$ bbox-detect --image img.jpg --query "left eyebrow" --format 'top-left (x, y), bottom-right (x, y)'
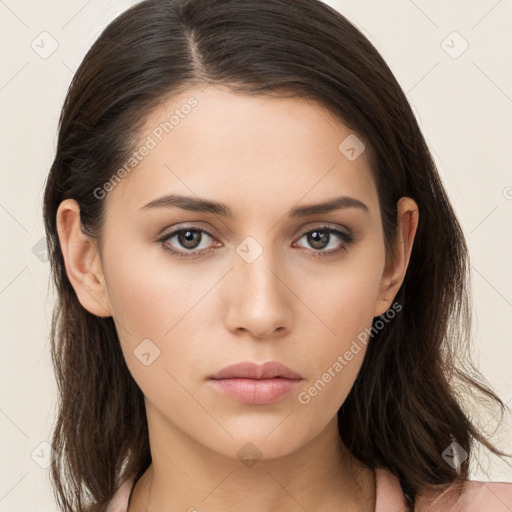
top-left (289, 195), bottom-right (370, 217)
top-left (139, 194), bottom-right (370, 217)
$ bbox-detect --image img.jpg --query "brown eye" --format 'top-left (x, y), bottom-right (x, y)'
top-left (294, 226), bottom-right (355, 258)
top-left (306, 229), bottom-right (330, 250)
top-left (159, 228), bottom-right (217, 258)
top-left (176, 230), bottom-right (203, 249)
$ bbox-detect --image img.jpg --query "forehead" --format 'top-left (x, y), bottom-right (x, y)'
top-left (105, 84), bottom-right (378, 218)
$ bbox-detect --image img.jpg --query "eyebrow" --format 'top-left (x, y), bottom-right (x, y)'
top-left (140, 194), bottom-right (370, 217)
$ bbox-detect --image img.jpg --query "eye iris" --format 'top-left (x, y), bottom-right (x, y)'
top-left (178, 230), bottom-right (201, 249)
top-left (308, 230), bottom-right (329, 249)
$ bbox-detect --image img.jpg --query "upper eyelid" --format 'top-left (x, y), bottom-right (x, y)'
top-left (160, 224), bottom-right (352, 247)
top-left (161, 223), bottom-right (350, 238)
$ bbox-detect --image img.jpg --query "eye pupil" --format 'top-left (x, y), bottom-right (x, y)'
top-left (178, 230), bottom-right (201, 249)
top-left (308, 230), bottom-right (329, 249)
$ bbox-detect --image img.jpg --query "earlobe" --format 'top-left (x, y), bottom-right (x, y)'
top-left (56, 199), bottom-right (112, 318)
top-left (374, 197), bottom-right (419, 318)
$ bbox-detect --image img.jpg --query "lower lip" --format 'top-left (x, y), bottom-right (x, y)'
top-left (208, 377), bottom-right (302, 405)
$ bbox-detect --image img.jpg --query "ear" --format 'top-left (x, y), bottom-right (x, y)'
top-left (56, 199), bottom-right (112, 317)
top-left (374, 197), bottom-right (419, 317)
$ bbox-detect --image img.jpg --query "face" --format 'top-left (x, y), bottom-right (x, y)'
top-left (60, 84), bottom-right (416, 461)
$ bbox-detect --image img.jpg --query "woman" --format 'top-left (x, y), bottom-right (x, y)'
top-left (42, 0), bottom-right (511, 511)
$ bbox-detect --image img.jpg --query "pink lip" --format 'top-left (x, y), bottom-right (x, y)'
top-left (209, 361), bottom-right (303, 380)
top-left (209, 378), bottom-right (302, 405)
top-left (208, 361), bottom-right (303, 405)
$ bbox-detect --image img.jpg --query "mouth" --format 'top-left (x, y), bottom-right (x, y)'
top-left (208, 361), bottom-right (304, 405)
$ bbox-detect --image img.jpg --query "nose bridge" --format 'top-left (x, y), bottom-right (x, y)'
top-left (225, 233), bottom-right (292, 337)
top-left (237, 233), bottom-right (286, 304)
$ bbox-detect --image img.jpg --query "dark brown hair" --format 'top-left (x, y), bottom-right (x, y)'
top-left (42, 0), bottom-right (511, 510)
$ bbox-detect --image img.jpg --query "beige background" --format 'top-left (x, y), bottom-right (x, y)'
top-left (0, 0), bottom-right (511, 510)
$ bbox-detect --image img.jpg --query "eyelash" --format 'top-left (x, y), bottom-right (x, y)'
top-left (158, 225), bottom-right (355, 260)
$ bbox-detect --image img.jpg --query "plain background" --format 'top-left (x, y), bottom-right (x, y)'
top-left (1, 0), bottom-right (511, 510)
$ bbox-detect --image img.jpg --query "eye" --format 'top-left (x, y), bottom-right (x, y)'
top-left (158, 227), bottom-right (217, 259)
top-left (158, 225), bottom-right (355, 259)
top-left (293, 226), bottom-right (355, 258)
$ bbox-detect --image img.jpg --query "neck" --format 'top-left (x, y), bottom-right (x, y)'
top-left (128, 413), bottom-right (375, 512)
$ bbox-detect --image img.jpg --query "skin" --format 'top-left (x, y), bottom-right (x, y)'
top-left (56, 84), bottom-right (419, 512)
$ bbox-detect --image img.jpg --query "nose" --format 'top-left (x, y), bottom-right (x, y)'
top-left (223, 250), bottom-right (293, 340)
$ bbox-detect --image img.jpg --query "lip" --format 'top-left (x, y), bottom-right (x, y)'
top-left (209, 361), bottom-right (303, 380)
top-left (208, 361), bottom-right (304, 405)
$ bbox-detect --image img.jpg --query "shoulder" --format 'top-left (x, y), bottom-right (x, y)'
top-left (375, 467), bottom-right (409, 511)
top-left (105, 477), bottom-right (135, 512)
top-left (375, 468), bottom-right (512, 512)
top-left (375, 466), bottom-right (512, 512)
top-left (415, 478), bottom-right (512, 512)
top-left (107, 470), bottom-right (512, 512)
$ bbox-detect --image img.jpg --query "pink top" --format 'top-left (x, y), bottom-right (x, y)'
top-left (106, 467), bottom-right (512, 512)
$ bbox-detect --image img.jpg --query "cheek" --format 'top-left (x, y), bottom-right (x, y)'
top-left (305, 246), bottom-right (384, 348)
top-left (294, 282), bottom-right (376, 421)
top-left (105, 241), bottom-right (206, 336)
top-left (103, 245), bottom-right (218, 382)
top-left (294, 244), bottom-right (384, 407)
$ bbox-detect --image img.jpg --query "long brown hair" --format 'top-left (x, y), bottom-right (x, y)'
top-left (42, 0), bottom-right (510, 510)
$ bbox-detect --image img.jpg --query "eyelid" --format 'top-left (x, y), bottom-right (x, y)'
top-left (294, 225), bottom-right (355, 252)
top-left (296, 222), bottom-right (351, 238)
top-left (156, 221), bottom-right (218, 238)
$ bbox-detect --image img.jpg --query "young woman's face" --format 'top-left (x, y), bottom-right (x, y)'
top-left (85, 85), bottom-right (415, 459)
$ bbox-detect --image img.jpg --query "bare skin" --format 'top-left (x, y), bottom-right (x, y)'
top-left (56, 84), bottom-right (418, 511)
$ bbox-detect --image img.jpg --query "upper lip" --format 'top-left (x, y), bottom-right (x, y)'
top-left (209, 361), bottom-right (303, 380)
